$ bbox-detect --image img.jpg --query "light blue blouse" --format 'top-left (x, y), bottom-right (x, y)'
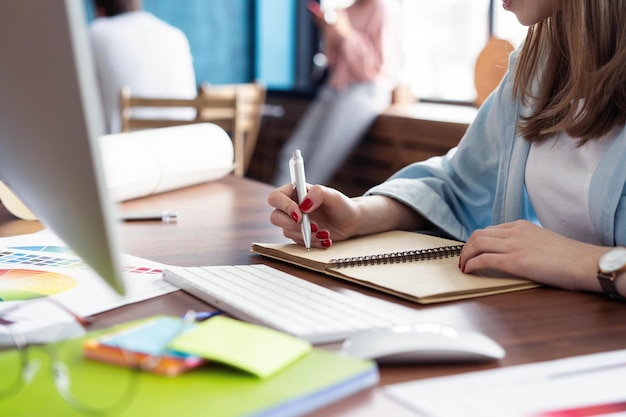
top-left (366, 51), bottom-right (626, 246)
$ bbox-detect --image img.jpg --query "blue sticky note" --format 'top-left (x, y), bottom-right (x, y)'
top-left (102, 316), bottom-right (195, 357)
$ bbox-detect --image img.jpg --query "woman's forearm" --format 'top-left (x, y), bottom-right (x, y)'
top-left (351, 195), bottom-right (429, 237)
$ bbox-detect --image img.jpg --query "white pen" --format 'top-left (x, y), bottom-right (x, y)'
top-left (119, 210), bottom-right (178, 222)
top-left (289, 149), bottom-right (312, 250)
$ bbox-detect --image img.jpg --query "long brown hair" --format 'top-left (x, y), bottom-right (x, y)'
top-left (513, 0), bottom-right (626, 145)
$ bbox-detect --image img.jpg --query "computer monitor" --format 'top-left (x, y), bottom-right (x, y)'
top-left (0, 0), bottom-right (126, 294)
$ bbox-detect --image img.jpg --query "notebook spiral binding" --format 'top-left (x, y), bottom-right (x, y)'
top-left (329, 244), bottom-right (465, 268)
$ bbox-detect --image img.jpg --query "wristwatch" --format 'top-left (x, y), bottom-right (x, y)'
top-left (597, 247), bottom-right (626, 300)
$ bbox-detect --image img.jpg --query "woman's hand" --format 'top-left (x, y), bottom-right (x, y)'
top-left (267, 183), bottom-right (428, 249)
top-left (328, 9), bottom-right (353, 39)
top-left (460, 220), bottom-right (607, 291)
top-left (267, 183), bottom-right (359, 248)
top-left (320, 9), bottom-right (353, 57)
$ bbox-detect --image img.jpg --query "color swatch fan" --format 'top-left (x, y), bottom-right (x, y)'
top-left (0, 269), bottom-right (77, 301)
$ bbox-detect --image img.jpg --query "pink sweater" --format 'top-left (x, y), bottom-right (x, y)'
top-left (326, 0), bottom-right (401, 90)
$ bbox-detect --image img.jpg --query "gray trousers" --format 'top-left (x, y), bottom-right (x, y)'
top-left (272, 82), bottom-right (392, 186)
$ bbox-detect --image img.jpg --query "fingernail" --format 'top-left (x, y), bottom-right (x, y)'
top-left (299, 198), bottom-right (313, 211)
top-left (316, 230), bottom-right (329, 239)
top-left (291, 211), bottom-right (299, 222)
top-left (311, 223), bottom-right (318, 233)
top-left (321, 239), bottom-right (331, 248)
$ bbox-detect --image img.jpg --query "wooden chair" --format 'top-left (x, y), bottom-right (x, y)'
top-left (473, 36), bottom-right (515, 107)
top-left (199, 82), bottom-right (266, 176)
top-left (119, 86), bottom-right (248, 176)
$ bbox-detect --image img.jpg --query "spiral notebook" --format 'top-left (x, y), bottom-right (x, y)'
top-left (252, 231), bottom-right (539, 304)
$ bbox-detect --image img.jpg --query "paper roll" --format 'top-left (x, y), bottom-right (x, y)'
top-left (0, 123), bottom-right (235, 220)
top-left (0, 180), bottom-right (38, 220)
top-left (98, 123), bottom-right (235, 202)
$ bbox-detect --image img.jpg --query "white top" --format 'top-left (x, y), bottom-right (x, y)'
top-left (89, 11), bottom-right (197, 133)
top-left (525, 129), bottom-right (618, 245)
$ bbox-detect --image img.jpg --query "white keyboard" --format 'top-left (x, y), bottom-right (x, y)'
top-left (162, 264), bottom-right (412, 344)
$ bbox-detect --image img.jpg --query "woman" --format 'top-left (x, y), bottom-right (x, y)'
top-left (267, 0), bottom-right (626, 299)
top-left (271, 0), bottom-right (402, 186)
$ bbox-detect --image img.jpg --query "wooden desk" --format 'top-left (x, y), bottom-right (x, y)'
top-left (2, 175), bottom-right (626, 416)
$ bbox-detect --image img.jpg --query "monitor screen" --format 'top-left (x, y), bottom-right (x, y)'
top-left (0, 0), bottom-right (126, 294)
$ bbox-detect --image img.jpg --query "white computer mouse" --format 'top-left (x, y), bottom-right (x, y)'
top-left (340, 323), bottom-right (505, 364)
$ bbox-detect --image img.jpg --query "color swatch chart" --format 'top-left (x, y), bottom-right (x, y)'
top-left (0, 246), bottom-right (163, 302)
top-left (0, 247), bottom-right (86, 269)
top-left (1, 246), bottom-right (163, 274)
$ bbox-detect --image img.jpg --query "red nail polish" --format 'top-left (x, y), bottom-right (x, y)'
top-left (291, 211), bottom-right (299, 222)
top-left (321, 239), bottom-right (331, 248)
top-left (311, 223), bottom-right (318, 233)
top-left (299, 198), bottom-right (313, 211)
top-left (316, 230), bottom-right (329, 239)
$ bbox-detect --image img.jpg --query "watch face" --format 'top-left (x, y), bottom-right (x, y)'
top-left (599, 247), bottom-right (626, 272)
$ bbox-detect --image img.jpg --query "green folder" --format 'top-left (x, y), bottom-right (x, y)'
top-left (0, 319), bottom-right (378, 417)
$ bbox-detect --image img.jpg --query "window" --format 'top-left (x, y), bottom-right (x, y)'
top-left (400, 0), bottom-right (526, 103)
top-left (304, 0), bottom-right (527, 101)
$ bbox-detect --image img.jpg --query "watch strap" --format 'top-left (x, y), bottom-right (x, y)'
top-left (597, 271), bottom-right (626, 300)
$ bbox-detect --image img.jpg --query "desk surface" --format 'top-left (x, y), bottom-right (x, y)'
top-left (2, 175), bottom-right (626, 417)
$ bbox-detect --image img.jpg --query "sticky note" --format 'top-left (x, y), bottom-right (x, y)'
top-left (102, 316), bottom-right (195, 357)
top-left (168, 316), bottom-right (312, 378)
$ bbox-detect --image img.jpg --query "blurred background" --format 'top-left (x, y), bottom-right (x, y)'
top-left (84, 0), bottom-right (526, 103)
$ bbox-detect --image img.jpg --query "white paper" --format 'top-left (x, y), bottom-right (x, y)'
top-left (0, 230), bottom-right (178, 346)
top-left (0, 301), bottom-right (86, 346)
top-left (385, 349), bottom-right (626, 417)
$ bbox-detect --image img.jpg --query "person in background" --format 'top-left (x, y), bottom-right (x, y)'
top-left (272, 0), bottom-right (402, 186)
top-left (89, 0), bottom-right (197, 134)
top-left (268, 0), bottom-right (626, 299)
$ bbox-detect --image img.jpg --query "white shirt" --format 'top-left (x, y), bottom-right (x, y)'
top-left (525, 129), bottom-right (618, 245)
top-left (89, 11), bottom-right (197, 133)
